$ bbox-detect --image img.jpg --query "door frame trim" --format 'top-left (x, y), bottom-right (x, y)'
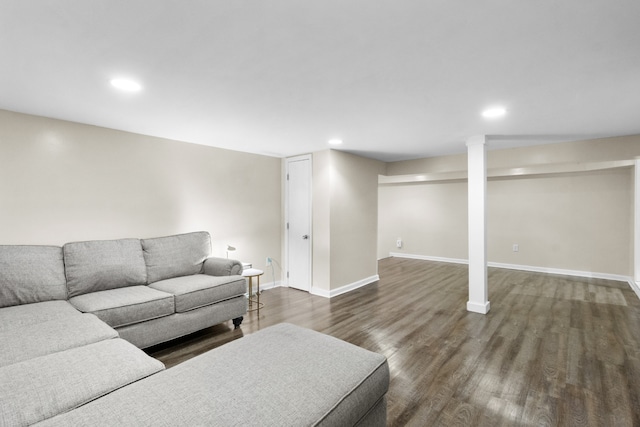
top-left (285, 154), bottom-right (313, 291)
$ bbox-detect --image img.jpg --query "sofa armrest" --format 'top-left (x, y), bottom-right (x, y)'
top-left (203, 257), bottom-right (243, 276)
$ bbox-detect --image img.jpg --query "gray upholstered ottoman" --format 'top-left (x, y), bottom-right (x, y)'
top-left (36, 323), bottom-right (389, 426)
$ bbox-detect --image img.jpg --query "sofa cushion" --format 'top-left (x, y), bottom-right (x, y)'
top-left (0, 301), bottom-right (80, 331)
top-left (0, 338), bottom-right (164, 426)
top-left (0, 313), bottom-right (118, 368)
top-left (149, 274), bottom-right (246, 313)
top-left (33, 323), bottom-right (389, 427)
top-left (0, 245), bottom-right (67, 308)
top-left (69, 286), bottom-right (174, 328)
top-left (63, 238), bottom-right (147, 298)
top-left (141, 231), bottom-right (211, 283)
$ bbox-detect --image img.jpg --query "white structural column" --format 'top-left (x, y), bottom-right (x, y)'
top-left (635, 159), bottom-right (640, 284)
top-left (466, 135), bottom-right (490, 314)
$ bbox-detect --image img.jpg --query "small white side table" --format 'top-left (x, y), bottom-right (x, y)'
top-left (242, 268), bottom-right (264, 311)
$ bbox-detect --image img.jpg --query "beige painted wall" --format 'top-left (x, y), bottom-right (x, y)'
top-left (487, 169), bottom-right (633, 275)
top-left (312, 150), bottom-right (331, 292)
top-left (312, 150), bottom-right (385, 292)
top-left (0, 109), bottom-right (282, 277)
top-left (5, 108), bottom-right (635, 290)
top-left (380, 136), bottom-right (640, 277)
top-left (386, 135), bottom-right (640, 175)
top-left (488, 135), bottom-right (640, 168)
top-left (386, 152), bottom-right (466, 175)
top-left (329, 150), bottom-right (385, 289)
top-left (378, 180), bottom-right (468, 261)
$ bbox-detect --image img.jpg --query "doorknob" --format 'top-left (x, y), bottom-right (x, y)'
top-left (302, 235), bottom-right (309, 240)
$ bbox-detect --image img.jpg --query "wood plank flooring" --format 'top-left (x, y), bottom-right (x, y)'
top-left (146, 258), bottom-right (640, 426)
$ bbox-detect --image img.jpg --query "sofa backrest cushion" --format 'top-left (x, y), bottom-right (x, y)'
top-left (141, 231), bottom-right (211, 284)
top-left (0, 246), bottom-right (67, 308)
top-left (64, 239), bottom-right (147, 298)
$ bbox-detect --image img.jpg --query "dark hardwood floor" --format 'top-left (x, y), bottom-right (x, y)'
top-left (146, 258), bottom-right (640, 426)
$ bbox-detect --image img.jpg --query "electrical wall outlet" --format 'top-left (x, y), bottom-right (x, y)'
top-left (266, 256), bottom-right (272, 266)
top-left (396, 238), bottom-right (403, 249)
top-left (512, 244), bottom-right (519, 252)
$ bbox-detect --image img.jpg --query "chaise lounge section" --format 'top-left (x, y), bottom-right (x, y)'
top-left (34, 323), bottom-right (390, 426)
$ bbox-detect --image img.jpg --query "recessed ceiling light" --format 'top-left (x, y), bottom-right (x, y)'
top-left (481, 107), bottom-right (506, 119)
top-left (110, 78), bottom-right (142, 92)
top-left (328, 139), bottom-right (343, 146)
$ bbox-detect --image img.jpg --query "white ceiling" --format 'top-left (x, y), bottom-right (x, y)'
top-left (1, 1), bottom-right (639, 162)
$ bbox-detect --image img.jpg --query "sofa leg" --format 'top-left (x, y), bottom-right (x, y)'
top-left (232, 316), bottom-right (243, 329)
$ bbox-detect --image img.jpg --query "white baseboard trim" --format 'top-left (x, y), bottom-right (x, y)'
top-left (388, 252), bottom-right (468, 265)
top-left (467, 300), bottom-right (490, 314)
top-left (310, 275), bottom-right (380, 299)
top-left (487, 261), bottom-right (632, 283)
top-left (309, 287), bottom-right (331, 298)
top-left (629, 280), bottom-right (640, 300)
top-left (248, 280), bottom-right (281, 295)
top-left (390, 253), bottom-right (637, 297)
top-left (260, 280), bottom-right (282, 291)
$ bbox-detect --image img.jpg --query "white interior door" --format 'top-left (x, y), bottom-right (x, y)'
top-left (286, 155), bottom-right (312, 291)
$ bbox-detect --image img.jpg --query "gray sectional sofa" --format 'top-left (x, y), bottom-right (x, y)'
top-left (0, 231), bottom-right (389, 426)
